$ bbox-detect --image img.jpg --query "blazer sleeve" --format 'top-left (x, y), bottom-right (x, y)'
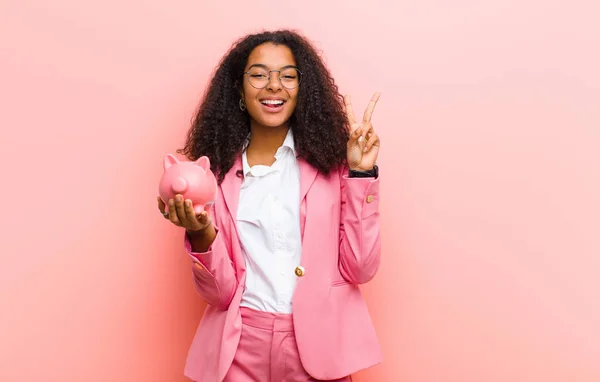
top-left (338, 166), bottom-right (382, 284)
top-left (183, 202), bottom-right (238, 310)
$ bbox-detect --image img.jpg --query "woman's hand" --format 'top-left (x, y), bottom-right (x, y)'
top-left (344, 92), bottom-right (381, 171)
top-left (157, 195), bottom-right (212, 234)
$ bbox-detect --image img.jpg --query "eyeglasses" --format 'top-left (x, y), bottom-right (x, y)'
top-left (243, 65), bottom-right (303, 90)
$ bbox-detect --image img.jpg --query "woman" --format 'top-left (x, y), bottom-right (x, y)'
top-left (158, 29), bottom-right (382, 382)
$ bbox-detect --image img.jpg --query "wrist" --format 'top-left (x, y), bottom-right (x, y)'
top-left (186, 224), bottom-right (212, 238)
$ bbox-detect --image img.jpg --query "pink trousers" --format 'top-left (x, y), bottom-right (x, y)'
top-left (222, 307), bottom-right (352, 382)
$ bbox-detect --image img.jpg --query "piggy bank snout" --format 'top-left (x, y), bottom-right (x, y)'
top-left (171, 177), bottom-right (188, 194)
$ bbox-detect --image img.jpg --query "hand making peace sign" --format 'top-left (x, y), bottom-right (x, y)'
top-left (344, 92), bottom-right (381, 172)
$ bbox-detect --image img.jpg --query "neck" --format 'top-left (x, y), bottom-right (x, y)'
top-left (247, 121), bottom-right (289, 157)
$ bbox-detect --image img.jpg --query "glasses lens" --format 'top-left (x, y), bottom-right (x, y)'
top-left (246, 68), bottom-right (302, 89)
top-left (279, 68), bottom-right (301, 89)
top-left (247, 68), bottom-right (269, 88)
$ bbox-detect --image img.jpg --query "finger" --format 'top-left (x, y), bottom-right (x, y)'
top-left (363, 132), bottom-right (379, 152)
top-left (157, 197), bottom-right (168, 218)
top-left (349, 123), bottom-right (362, 140)
top-left (174, 195), bottom-right (187, 225)
top-left (357, 124), bottom-right (371, 144)
top-left (167, 199), bottom-right (180, 224)
top-left (197, 211), bottom-right (211, 226)
top-left (184, 199), bottom-right (201, 228)
top-left (344, 95), bottom-right (357, 125)
top-left (360, 123), bottom-right (374, 141)
top-left (363, 92), bottom-right (381, 123)
top-left (347, 124), bottom-right (366, 152)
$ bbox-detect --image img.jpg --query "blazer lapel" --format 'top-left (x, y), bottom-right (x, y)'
top-left (298, 157), bottom-right (318, 239)
top-left (218, 155), bottom-right (245, 278)
top-left (220, 155), bottom-right (243, 225)
top-left (298, 157), bottom-right (318, 202)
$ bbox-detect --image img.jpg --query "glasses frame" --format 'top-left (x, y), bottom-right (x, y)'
top-left (243, 64), bottom-right (303, 90)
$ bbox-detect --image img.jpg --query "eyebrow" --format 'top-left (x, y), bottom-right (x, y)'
top-left (246, 64), bottom-right (299, 71)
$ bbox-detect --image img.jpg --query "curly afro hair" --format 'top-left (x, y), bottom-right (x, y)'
top-left (177, 29), bottom-right (349, 184)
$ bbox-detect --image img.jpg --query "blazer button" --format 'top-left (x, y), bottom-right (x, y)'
top-left (294, 266), bottom-right (305, 277)
top-left (366, 195), bottom-right (374, 203)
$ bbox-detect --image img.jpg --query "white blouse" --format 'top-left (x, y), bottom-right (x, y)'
top-left (236, 128), bottom-right (302, 313)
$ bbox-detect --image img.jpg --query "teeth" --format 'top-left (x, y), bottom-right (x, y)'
top-left (261, 100), bottom-right (284, 105)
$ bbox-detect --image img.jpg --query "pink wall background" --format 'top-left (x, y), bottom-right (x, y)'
top-left (1, 0), bottom-right (599, 381)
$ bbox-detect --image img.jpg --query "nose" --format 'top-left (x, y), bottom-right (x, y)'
top-left (266, 71), bottom-right (282, 91)
top-left (172, 177), bottom-right (188, 194)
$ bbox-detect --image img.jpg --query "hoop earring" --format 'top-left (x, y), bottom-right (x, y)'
top-left (239, 98), bottom-right (246, 112)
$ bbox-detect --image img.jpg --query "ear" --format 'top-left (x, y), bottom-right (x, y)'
top-left (163, 153), bottom-right (178, 170)
top-left (195, 156), bottom-right (210, 171)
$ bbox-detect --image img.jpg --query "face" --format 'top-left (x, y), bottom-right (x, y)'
top-left (241, 43), bottom-right (300, 129)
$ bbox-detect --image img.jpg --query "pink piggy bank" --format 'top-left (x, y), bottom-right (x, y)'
top-left (158, 154), bottom-right (218, 216)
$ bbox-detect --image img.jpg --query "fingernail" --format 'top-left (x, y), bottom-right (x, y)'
top-left (364, 146), bottom-right (369, 152)
top-left (186, 200), bottom-right (191, 207)
top-left (358, 136), bottom-right (363, 142)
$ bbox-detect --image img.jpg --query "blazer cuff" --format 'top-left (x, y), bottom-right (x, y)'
top-left (342, 176), bottom-right (380, 219)
top-left (184, 226), bottom-right (222, 269)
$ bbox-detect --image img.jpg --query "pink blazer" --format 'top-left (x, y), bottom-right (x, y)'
top-left (182, 155), bottom-right (382, 382)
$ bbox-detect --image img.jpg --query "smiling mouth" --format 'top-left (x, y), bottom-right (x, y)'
top-left (260, 99), bottom-right (286, 107)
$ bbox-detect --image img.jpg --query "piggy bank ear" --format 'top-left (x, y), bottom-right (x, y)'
top-left (163, 154), bottom-right (179, 170)
top-left (195, 156), bottom-right (210, 171)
